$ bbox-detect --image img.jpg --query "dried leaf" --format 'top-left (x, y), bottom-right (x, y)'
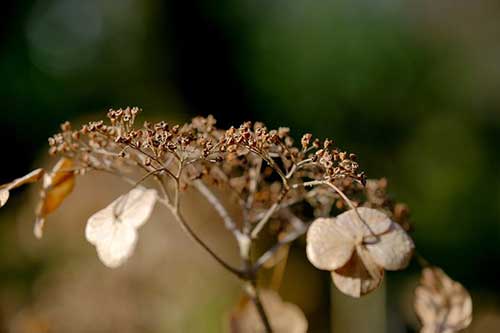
top-left (0, 169), bottom-right (44, 208)
top-left (85, 187), bottom-right (157, 268)
top-left (34, 159), bottom-right (75, 238)
top-left (230, 290), bottom-right (308, 333)
top-left (414, 267), bottom-right (472, 333)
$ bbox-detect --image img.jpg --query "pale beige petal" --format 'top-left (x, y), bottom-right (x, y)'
top-left (85, 187), bottom-right (157, 267)
top-left (85, 203), bottom-right (115, 245)
top-left (0, 168), bottom-right (44, 208)
top-left (230, 290), bottom-right (308, 333)
top-left (331, 247), bottom-right (384, 298)
top-left (365, 222), bottom-right (414, 270)
top-left (0, 189), bottom-right (10, 208)
top-left (119, 187), bottom-right (157, 228)
top-left (414, 267), bottom-right (472, 333)
top-left (94, 222), bottom-right (138, 268)
top-left (336, 207), bottom-right (392, 238)
top-left (306, 217), bottom-right (355, 271)
top-left (7, 168), bottom-right (44, 190)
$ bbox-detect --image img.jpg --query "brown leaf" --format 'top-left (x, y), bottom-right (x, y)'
top-left (414, 267), bottom-right (472, 333)
top-left (230, 290), bottom-right (308, 333)
top-left (0, 169), bottom-right (44, 208)
top-left (34, 158), bottom-right (76, 238)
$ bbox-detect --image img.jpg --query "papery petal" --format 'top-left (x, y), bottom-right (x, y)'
top-left (0, 189), bottom-right (10, 208)
top-left (414, 267), bottom-right (472, 333)
top-left (0, 168), bottom-right (44, 208)
top-left (33, 218), bottom-right (45, 239)
top-left (331, 247), bottom-right (384, 298)
top-left (85, 186), bottom-right (157, 268)
top-left (365, 222), bottom-right (414, 270)
top-left (119, 188), bottom-right (157, 228)
top-left (85, 204), bottom-right (115, 245)
top-left (95, 222), bottom-right (138, 268)
top-left (230, 290), bottom-right (308, 333)
top-left (8, 168), bottom-right (44, 190)
top-left (306, 217), bottom-right (355, 270)
top-left (336, 207), bottom-right (392, 238)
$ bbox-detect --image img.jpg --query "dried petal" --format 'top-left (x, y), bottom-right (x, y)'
top-left (34, 159), bottom-right (75, 238)
top-left (0, 190), bottom-right (9, 207)
top-left (230, 290), bottom-right (308, 333)
top-left (365, 222), bottom-right (414, 270)
top-left (306, 217), bottom-right (355, 271)
top-left (94, 222), bottom-right (137, 268)
top-left (331, 247), bottom-right (384, 298)
top-left (336, 207), bottom-right (392, 238)
top-left (85, 187), bottom-right (157, 268)
top-left (0, 169), bottom-right (44, 208)
top-left (414, 267), bottom-right (472, 333)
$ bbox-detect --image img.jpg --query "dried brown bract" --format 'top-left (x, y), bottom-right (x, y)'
top-left (415, 267), bottom-right (472, 333)
top-left (34, 158), bottom-right (76, 238)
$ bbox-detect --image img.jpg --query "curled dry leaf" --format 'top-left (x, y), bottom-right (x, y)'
top-left (306, 207), bottom-right (414, 297)
top-left (415, 267), bottom-right (472, 333)
top-left (85, 187), bottom-right (157, 268)
top-left (34, 158), bottom-right (75, 238)
top-left (0, 169), bottom-right (44, 208)
top-left (229, 290), bottom-right (308, 333)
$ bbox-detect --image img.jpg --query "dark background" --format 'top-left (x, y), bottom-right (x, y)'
top-left (0, 0), bottom-right (499, 332)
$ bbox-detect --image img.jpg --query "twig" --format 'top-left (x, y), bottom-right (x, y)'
top-left (245, 282), bottom-right (273, 333)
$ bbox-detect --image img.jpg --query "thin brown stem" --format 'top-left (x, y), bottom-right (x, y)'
top-left (246, 282), bottom-right (273, 333)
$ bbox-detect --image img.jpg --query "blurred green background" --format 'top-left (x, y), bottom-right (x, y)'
top-left (1, 0), bottom-right (499, 332)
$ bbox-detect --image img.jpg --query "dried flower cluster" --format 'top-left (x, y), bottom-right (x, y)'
top-left (0, 108), bottom-right (472, 333)
top-left (306, 207), bottom-right (414, 297)
top-left (415, 267), bottom-right (472, 333)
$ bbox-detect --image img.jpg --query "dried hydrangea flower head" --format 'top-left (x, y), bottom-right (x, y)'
top-left (0, 108), bottom-right (473, 332)
top-left (414, 267), bottom-right (472, 333)
top-left (306, 207), bottom-right (414, 297)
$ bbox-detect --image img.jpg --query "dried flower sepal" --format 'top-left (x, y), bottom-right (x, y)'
top-left (85, 186), bottom-right (157, 268)
top-left (415, 267), bottom-right (472, 333)
top-left (0, 168), bottom-right (44, 208)
top-left (306, 207), bottom-right (414, 297)
top-left (229, 290), bottom-right (308, 333)
top-left (34, 158), bottom-right (76, 238)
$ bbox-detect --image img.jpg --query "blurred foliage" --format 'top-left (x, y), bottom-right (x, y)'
top-left (0, 0), bottom-right (499, 332)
